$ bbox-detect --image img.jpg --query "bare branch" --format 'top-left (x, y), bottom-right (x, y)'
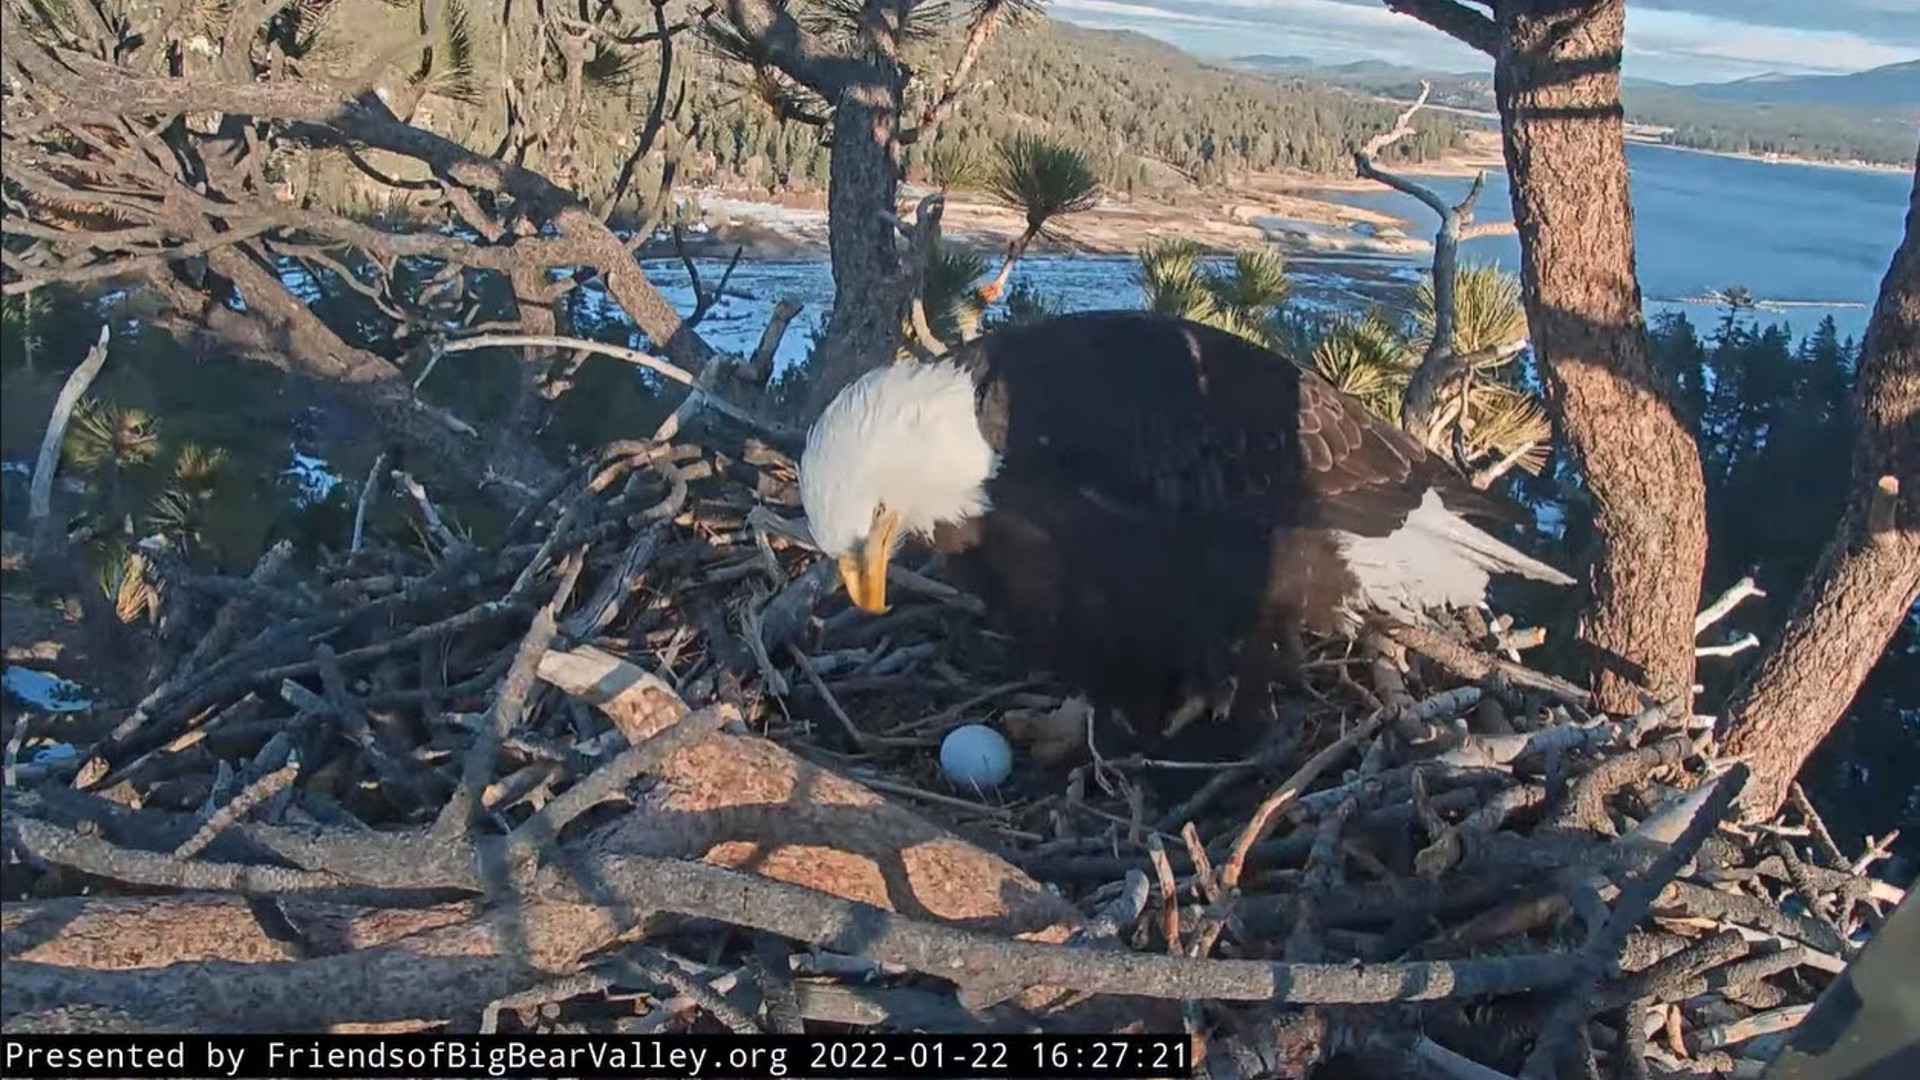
top-left (1383, 0), bottom-right (1499, 57)
top-left (439, 333), bottom-right (794, 441)
top-left (1695, 633), bottom-right (1759, 660)
top-left (1353, 86), bottom-right (1522, 455)
top-left (1694, 576), bottom-right (1766, 636)
top-left (743, 299), bottom-right (804, 388)
top-left (28, 324), bottom-right (111, 557)
top-left (1471, 439), bottom-right (1539, 490)
top-left (902, 1), bottom-right (1016, 146)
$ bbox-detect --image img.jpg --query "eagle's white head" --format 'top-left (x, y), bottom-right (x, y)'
top-left (799, 360), bottom-right (998, 613)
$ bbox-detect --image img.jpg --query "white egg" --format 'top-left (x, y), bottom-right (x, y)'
top-left (940, 723), bottom-right (1013, 788)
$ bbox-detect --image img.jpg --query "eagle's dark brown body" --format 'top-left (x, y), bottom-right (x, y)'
top-left (915, 310), bottom-right (1561, 775)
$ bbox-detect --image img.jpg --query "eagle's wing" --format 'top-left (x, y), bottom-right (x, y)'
top-left (968, 311), bottom-right (1507, 534)
top-left (1296, 368), bottom-right (1529, 536)
top-left (1294, 372), bottom-right (1429, 535)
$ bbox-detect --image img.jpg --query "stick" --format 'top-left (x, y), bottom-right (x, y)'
top-left (1689, 1004), bottom-right (1812, 1054)
top-left (505, 704), bottom-right (734, 860)
top-left (1785, 782), bottom-right (1847, 870)
top-left (1147, 833), bottom-right (1182, 953)
top-left (391, 469), bottom-right (462, 555)
top-left (604, 948), bottom-right (762, 1034)
top-left (1518, 763), bottom-right (1750, 1080)
top-left (1411, 1036), bottom-right (1519, 1080)
top-left (351, 449), bottom-right (387, 549)
top-left (438, 549), bottom-right (587, 835)
top-left (1219, 711), bottom-right (1384, 891)
top-left (173, 756), bottom-right (301, 860)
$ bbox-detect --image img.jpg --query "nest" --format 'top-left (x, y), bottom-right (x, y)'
top-left (0, 430), bottom-right (1906, 1079)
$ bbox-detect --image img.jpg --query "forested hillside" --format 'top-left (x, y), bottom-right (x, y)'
top-left (275, 2), bottom-right (1468, 219)
top-left (1622, 90), bottom-right (1918, 166)
top-left (907, 22), bottom-right (1466, 192)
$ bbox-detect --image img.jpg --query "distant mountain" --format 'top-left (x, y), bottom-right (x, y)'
top-left (1234, 53), bottom-right (1317, 71)
top-left (1229, 53), bottom-right (1917, 165)
top-left (1239, 55), bottom-right (1918, 112)
top-left (1677, 61), bottom-right (1920, 109)
top-left (1227, 55), bottom-right (1494, 112)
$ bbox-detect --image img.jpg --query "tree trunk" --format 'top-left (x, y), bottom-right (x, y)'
top-left (1492, 0), bottom-right (1708, 713)
top-left (803, 76), bottom-right (911, 418)
top-left (506, 263), bottom-right (564, 431)
top-left (1719, 149), bottom-right (1920, 821)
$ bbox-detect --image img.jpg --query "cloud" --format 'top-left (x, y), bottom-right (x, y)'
top-left (1049, 0), bottom-right (1488, 70)
top-left (1045, 0), bottom-right (1920, 82)
top-left (1046, 0), bottom-right (1247, 31)
top-left (1637, 2), bottom-right (1920, 50)
top-left (1627, 7), bottom-right (1920, 80)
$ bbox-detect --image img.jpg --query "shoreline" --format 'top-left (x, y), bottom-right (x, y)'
top-left (1382, 97), bottom-right (1908, 176)
top-left (1621, 135), bottom-right (1909, 175)
top-left (668, 141), bottom-right (1518, 267)
top-left (671, 184), bottom-right (1444, 265)
top-left (658, 128), bottom-right (1901, 274)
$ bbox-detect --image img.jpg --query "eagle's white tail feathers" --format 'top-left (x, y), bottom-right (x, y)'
top-left (1332, 489), bottom-right (1574, 624)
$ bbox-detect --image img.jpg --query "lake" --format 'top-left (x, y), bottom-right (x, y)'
top-left (645, 141), bottom-right (1911, 370)
top-left (1313, 141), bottom-right (1912, 343)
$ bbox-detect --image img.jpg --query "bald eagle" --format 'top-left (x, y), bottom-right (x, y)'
top-left (798, 310), bottom-right (1574, 769)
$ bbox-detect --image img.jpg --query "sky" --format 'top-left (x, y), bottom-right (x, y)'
top-left (1044, 0), bottom-right (1920, 84)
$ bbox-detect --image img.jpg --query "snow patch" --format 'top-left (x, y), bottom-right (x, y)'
top-left (2, 666), bottom-right (92, 712)
top-left (284, 451), bottom-right (343, 506)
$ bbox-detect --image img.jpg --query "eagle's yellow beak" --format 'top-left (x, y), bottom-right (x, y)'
top-left (837, 506), bottom-right (901, 614)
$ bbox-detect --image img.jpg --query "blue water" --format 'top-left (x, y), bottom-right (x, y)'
top-left (631, 142), bottom-right (1909, 372)
top-left (1313, 142), bottom-right (1912, 342)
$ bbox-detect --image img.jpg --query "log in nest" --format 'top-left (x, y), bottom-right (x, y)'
top-left (0, 430), bottom-right (1907, 1079)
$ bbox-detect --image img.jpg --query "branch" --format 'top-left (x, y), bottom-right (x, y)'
top-left (1352, 83), bottom-right (1515, 453)
top-left (1471, 439), bottom-right (1539, 490)
top-left (438, 333), bottom-right (795, 441)
top-left (0, 21), bottom-right (721, 375)
top-left (1867, 474), bottom-right (1900, 534)
top-left (1695, 633), bottom-right (1758, 659)
top-left (0, 216), bottom-right (284, 296)
top-left (1718, 157), bottom-right (1920, 820)
top-left (1356, 82), bottom-right (1443, 200)
top-left (607, 0), bottom-right (690, 221)
top-left (713, 0), bottom-right (855, 97)
top-left (892, 191), bottom-right (950, 354)
top-left (743, 299), bottom-right (804, 388)
top-left (6, 814), bottom-right (1583, 1009)
top-left (1383, 1), bottom-right (1499, 57)
top-left (901, 1), bottom-right (1013, 146)
top-left (1694, 576), bottom-right (1766, 635)
top-left (27, 324), bottom-right (111, 557)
